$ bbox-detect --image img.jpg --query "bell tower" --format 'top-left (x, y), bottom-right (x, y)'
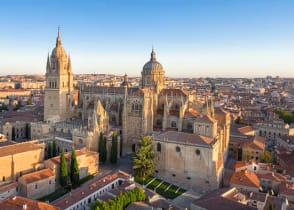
top-left (44, 28), bottom-right (74, 122)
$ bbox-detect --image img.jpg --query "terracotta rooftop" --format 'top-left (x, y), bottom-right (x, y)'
top-left (155, 131), bottom-right (215, 147)
top-left (125, 202), bottom-right (152, 210)
top-left (0, 182), bottom-right (18, 194)
top-left (52, 170), bottom-right (132, 209)
top-left (46, 149), bottom-right (94, 165)
top-left (196, 114), bottom-right (217, 124)
top-left (192, 188), bottom-right (256, 210)
top-left (279, 182), bottom-right (294, 196)
top-left (20, 168), bottom-right (54, 184)
top-left (230, 169), bottom-right (260, 189)
top-left (0, 195), bottom-right (58, 210)
top-left (184, 108), bottom-right (199, 117)
top-left (257, 172), bottom-right (286, 183)
top-left (243, 136), bottom-right (265, 151)
top-left (0, 141), bottom-right (44, 158)
top-left (238, 126), bottom-right (255, 135)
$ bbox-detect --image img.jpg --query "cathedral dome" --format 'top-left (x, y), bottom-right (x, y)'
top-left (142, 49), bottom-right (164, 75)
top-left (50, 30), bottom-right (68, 59)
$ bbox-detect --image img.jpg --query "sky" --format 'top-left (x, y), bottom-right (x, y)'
top-left (1, 0), bottom-right (294, 78)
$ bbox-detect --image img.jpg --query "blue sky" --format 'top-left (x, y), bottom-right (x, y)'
top-left (1, 0), bottom-right (294, 77)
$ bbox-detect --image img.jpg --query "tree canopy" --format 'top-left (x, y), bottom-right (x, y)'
top-left (260, 150), bottom-right (273, 163)
top-left (275, 109), bottom-right (294, 124)
top-left (90, 187), bottom-right (145, 210)
top-left (133, 136), bottom-right (155, 180)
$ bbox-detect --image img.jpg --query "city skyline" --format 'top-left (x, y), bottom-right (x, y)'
top-left (1, 0), bottom-right (294, 77)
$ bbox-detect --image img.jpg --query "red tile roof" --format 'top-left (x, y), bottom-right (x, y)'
top-left (0, 195), bottom-right (58, 210)
top-left (20, 168), bottom-right (54, 184)
top-left (230, 169), bottom-right (260, 189)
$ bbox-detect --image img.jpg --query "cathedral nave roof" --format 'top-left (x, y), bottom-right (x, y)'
top-left (154, 130), bottom-right (215, 147)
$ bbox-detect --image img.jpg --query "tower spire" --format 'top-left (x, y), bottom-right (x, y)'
top-left (151, 47), bottom-right (156, 61)
top-left (46, 53), bottom-right (50, 72)
top-left (56, 26), bottom-right (62, 47)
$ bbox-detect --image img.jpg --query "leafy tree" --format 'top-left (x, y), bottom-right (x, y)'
top-left (260, 150), bottom-right (273, 163)
top-left (98, 132), bottom-right (107, 163)
top-left (235, 116), bottom-right (243, 124)
top-left (90, 187), bottom-right (145, 210)
top-left (52, 140), bottom-right (57, 157)
top-left (60, 149), bottom-right (68, 187)
top-left (110, 131), bottom-right (118, 164)
top-left (275, 109), bottom-right (294, 124)
top-left (133, 136), bottom-right (155, 181)
top-left (70, 148), bottom-right (80, 185)
top-left (268, 201), bottom-right (275, 210)
top-left (47, 141), bottom-right (52, 159)
top-left (27, 96), bottom-right (32, 105)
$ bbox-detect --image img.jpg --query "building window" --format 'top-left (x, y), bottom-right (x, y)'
top-left (157, 143), bottom-right (161, 152)
top-left (35, 184), bottom-right (38, 189)
top-left (187, 123), bottom-right (193, 130)
top-left (156, 119), bottom-right (161, 127)
top-left (187, 177), bottom-right (191, 180)
top-left (2, 176), bottom-right (5, 182)
top-left (172, 174), bottom-right (176, 177)
top-left (176, 146), bottom-right (181, 152)
top-left (196, 149), bottom-right (201, 156)
top-left (131, 102), bottom-right (142, 113)
top-left (171, 121), bottom-right (177, 128)
top-left (49, 180), bottom-right (51, 184)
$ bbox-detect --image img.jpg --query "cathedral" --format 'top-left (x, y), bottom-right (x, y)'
top-left (42, 30), bottom-right (231, 192)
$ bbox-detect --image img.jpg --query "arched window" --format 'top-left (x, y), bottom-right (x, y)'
top-left (157, 143), bottom-right (161, 152)
top-left (187, 123), bottom-right (193, 130)
top-left (176, 146), bottom-right (181, 152)
top-left (196, 149), bottom-right (201, 156)
top-left (156, 120), bottom-right (162, 127)
top-left (171, 121), bottom-right (177, 128)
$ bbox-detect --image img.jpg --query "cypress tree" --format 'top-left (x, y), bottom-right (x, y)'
top-left (70, 148), bottom-right (80, 185)
top-left (103, 136), bottom-right (107, 163)
top-left (98, 132), bottom-right (105, 163)
top-left (110, 131), bottom-right (118, 164)
top-left (60, 148), bottom-right (68, 187)
top-left (52, 140), bottom-right (57, 157)
top-left (47, 141), bottom-right (52, 159)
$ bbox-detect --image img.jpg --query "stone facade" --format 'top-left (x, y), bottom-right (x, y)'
top-left (42, 31), bottom-right (231, 192)
top-left (0, 141), bottom-right (45, 184)
top-left (18, 168), bottom-right (55, 199)
top-left (44, 28), bottom-right (74, 122)
top-left (44, 149), bottom-right (98, 186)
top-left (2, 121), bottom-right (30, 141)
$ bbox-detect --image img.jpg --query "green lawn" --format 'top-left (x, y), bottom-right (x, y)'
top-left (147, 178), bottom-right (162, 190)
top-left (135, 176), bottom-right (186, 200)
top-left (156, 184), bottom-right (186, 199)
